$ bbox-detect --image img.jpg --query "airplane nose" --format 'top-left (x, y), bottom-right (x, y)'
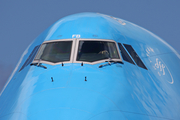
top-left (19, 87), bottom-right (125, 120)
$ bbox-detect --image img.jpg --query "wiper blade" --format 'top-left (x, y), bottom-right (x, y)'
top-left (99, 58), bottom-right (123, 68)
top-left (30, 60), bottom-right (47, 69)
top-left (30, 63), bottom-right (38, 66)
top-left (105, 60), bottom-right (123, 64)
top-left (30, 62), bottom-right (47, 69)
top-left (99, 62), bottom-right (110, 68)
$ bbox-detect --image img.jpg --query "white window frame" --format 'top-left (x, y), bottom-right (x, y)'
top-left (73, 39), bottom-right (122, 65)
top-left (32, 39), bottom-right (122, 65)
top-left (32, 39), bottom-right (76, 65)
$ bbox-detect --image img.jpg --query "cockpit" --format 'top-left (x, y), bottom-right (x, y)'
top-left (33, 39), bottom-right (122, 65)
top-left (19, 39), bottom-right (148, 71)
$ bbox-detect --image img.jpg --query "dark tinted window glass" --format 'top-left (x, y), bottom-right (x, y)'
top-left (118, 43), bottom-right (135, 65)
top-left (19, 45), bottom-right (40, 72)
top-left (35, 41), bottom-right (72, 63)
top-left (123, 44), bottom-right (147, 70)
top-left (77, 41), bottom-right (119, 62)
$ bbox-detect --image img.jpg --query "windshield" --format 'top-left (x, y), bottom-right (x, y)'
top-left (77, 41), bottom-right (119, 62)
top-left (35, 41), bottom-right (72, 63)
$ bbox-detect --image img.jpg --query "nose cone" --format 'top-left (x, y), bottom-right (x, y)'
top-left (20, 87), bottom-right (123, 120)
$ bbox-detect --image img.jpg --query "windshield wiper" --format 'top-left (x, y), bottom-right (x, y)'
top-left (99, 58), bottom-right (123, 68)
top-left (30, 59), bottom-right (47, 69)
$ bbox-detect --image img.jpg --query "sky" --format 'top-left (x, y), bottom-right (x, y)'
top-left (0, 0), bottom-right (180, 91)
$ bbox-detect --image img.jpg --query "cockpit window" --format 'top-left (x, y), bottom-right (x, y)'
top-left (34, 41), bottom-right (72, 63)
top-left (19, 45), bottom-right (40, 72)
top-left (123, 44), bottom-right (147, 70)
top-left (77, 41), bottom-right (119, 62)
top-left (118, 43), bottom-right (135, 65)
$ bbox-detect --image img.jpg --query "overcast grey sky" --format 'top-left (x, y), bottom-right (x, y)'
top-left (0, 0), bottom-right (180, 91)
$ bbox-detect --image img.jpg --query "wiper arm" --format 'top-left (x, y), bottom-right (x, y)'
top-left (99, 62), bottom-right (110, 68)
top-left (105, 60), bottom-right (123, 64)
top-left (30, 59), bottom-right (47, 69)
top-left (30, 63), bottom-right (47, 69)
top-left (30, 62), bottom-right (38, 66)
top-left (99, 58), bottom-right (123, 68)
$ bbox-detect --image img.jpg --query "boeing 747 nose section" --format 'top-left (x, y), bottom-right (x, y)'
top-left (1, 13), bottom-right (180, 120)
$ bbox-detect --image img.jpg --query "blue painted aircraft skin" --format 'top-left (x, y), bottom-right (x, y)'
top-left (0, 13), bottom-right (180, 120)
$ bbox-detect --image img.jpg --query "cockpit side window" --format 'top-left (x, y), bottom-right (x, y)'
top-left (34, 41), bottom-right (72, 63)
top-left (123, 44), bottom-right (147, 70)
top-left (118, 43), bottom-right (135, 65)
top-left (19, 45), bottom-right (40, 72)
top-left (76, 41), bottom-right (120, 62)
